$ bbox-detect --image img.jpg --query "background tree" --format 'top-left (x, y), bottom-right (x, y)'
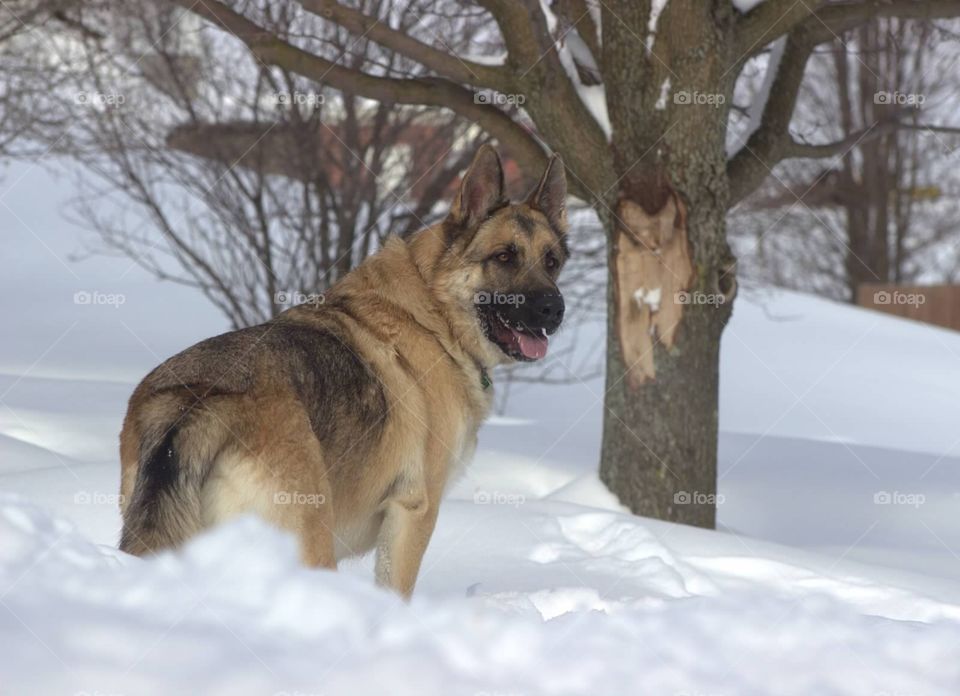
top-left (13, 0), bottom-right (491, 327)
top-left (730, 16), bottom-right (960, 300)
top-left (0, 0), bottom-right (90, 162)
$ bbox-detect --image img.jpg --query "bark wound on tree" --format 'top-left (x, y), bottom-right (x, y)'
top-left (614, 193), bottom-right (694, 389)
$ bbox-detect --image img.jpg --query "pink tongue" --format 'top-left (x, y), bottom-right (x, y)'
top-left (515, 330), bottom-right (548, 360)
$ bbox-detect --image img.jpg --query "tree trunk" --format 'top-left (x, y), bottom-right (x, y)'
top-left (598, 195), bottom-right (733, 528)
top-left (595, 0), bottom-right (737, 528)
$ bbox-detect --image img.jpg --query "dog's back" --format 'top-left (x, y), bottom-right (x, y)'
top-left (118, 318), bottom-right (387, 556)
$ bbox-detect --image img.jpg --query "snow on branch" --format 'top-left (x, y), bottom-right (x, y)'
top-left (540, 0), bottom-right (610, 140)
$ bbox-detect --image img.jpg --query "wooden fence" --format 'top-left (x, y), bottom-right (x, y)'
top-left (856, 284), bottom-right (960, 332)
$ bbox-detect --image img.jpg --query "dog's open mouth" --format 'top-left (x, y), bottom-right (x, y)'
top-left (478, 308), bottom-right (549, 361)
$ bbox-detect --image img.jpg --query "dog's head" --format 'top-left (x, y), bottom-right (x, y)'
top-left (429, 145), bottom-right (568, 366)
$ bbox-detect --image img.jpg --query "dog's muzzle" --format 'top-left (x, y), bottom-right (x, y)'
top-left (477, 290), bottom-right (565, 361)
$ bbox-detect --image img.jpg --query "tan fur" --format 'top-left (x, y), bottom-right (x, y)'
top-left (117, 146), bottom-right (567, 598)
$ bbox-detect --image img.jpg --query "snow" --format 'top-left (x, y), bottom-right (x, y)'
top-left (586, 0), bottom-right (602, 50)
top-left (721, 286), bottom-right (960, 458)
top-left (646, 0), bottom-right (669, 55)
top-left (655, 77), bottom-right (672, 111)
top-left (6, 497), bottom-right (960, 695)
top-left (5, 162), bottom-right (960, 692)
top-left (5, 495), bottom-right (960, 696)
top-left (459, 52), bottom-right (508, 67)
top-left (732, 0), bottom-right (768, 12)
top-left (632, 286), bottom-right (662, 311)
top-left (538, 0), bottom-right (558, 34)
top-left (571, 81), bottom-right (611, 138)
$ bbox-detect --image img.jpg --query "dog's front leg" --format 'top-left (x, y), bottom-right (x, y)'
top-left (375, 481), bottom-right (440, 599)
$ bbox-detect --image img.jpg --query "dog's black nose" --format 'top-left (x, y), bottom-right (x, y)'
top-left (527, 292), bottom-right (564, 333)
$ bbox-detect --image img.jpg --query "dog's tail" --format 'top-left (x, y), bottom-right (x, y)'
top-left (118, 396), bottom-right (223, 556)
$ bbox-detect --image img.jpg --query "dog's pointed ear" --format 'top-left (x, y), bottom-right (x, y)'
top-left (449, 144), bottom-right (505, 229)
top-left (527, 154), bottom-right (567, 234)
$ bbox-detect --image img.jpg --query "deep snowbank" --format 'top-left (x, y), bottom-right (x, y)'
top-left (3, 495), bottom-right (960, 696)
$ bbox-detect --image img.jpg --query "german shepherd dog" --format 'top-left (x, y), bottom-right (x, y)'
top-left (117, 145), bottom-right (567, 597)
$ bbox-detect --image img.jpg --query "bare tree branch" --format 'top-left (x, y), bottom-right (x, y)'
top-left (173, 0), bottom-right (550, 181)
top-left (473, 0), bottom-right (611, 193)
top-left (297, 0), bottom-right (513, 91)
top-left (811, 0), bottom-right (960, 40)
top-left (475, 0), bottom-right (546, 66)
top-left (727, 32), bottom-right (814, 205)
top-left (735, 0), bottom-right (823, 57)
top-left (739, 0), bottom-right (960, 57)
top-left (902, 123), bottom-right (960, 136)
top-left (781, 122), bottom-right (896, 159)
top-left (729, 1), bottom-right (960, 205)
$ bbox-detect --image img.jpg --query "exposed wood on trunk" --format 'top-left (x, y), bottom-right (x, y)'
top-left (613, 193), bottom-right (694, 389)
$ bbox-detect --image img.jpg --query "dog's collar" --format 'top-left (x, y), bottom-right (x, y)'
top-left (473, 359), bottom-right (491, 390)
top-left (479, 366), bottom-right (491, 390)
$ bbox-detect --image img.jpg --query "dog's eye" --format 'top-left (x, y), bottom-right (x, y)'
top-left (495, 251), bottom-right (512, 263)
top-left (545, 254), bottom-right (558, 270)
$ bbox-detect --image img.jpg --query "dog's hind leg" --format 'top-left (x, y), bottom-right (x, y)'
top-left (202, 396), bottom-right (337, 569)
top-left (265, 436), bottom-right (337, 569)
